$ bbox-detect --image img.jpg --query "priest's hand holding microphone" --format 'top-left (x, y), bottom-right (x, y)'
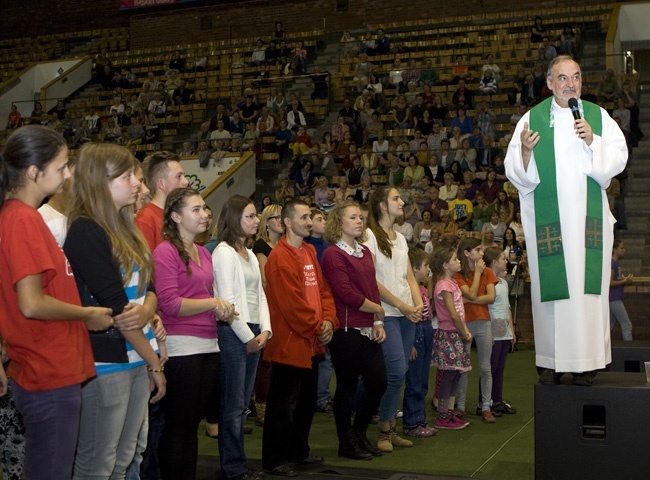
top-left (569, 97), bottom-right (594, 146)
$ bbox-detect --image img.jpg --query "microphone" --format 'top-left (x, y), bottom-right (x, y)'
top-left (568, 98), bottom-right (580, 120)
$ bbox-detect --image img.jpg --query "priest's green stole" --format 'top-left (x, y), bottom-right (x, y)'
top-left (529, 97), bottom-right (603, 302)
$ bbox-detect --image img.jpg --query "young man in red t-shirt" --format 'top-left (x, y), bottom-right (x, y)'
top-left (135, 151), bottom-right (189, 252)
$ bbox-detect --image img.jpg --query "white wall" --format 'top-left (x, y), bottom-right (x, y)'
top-left (0, 58), bottom-right (91, 122)
top-left (618, 4), bottom-right (650, 42)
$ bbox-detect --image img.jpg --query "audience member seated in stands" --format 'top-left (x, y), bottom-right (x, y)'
top-left (229, 112), bottom-right (245, 138)
top-left (393, 215), bottom-right (414, 244)
top-left (541, 36), bottom-right (557, 62)
top-left (439, 172), bottom-right (459, 203)
top-left (461, 170), bottom-right (478, 201)
top-left (472, 191), bottom-right (493, 232)
top-left (251, 39), bottom-right (267, 66)
top-left (478, 168), bottom-right (500, 204)
top-left (178, 141), bottom-right (194, 156)
top-left (287, 100), bottom-right (307, 131)
top-left (437, 209), bottom-right (459, 237)
top-left (274, 118), bottom-right (292, 158)
top-left (530, 16), bottom-right (546, 43)
top-left (311, 67), bottom-right (330, 100)
top-left (371, 129), bottom-right (389, 158)
top-left (385, 154), bottom-right (405, 187)
top-left (168, 50), bottom-right (186, 73)
top-left (193, 49), bottom-right (207, 72)
top-left (598, 68), bottom-right (621, 104)
top-left (5, 105), bottom-right (23, 129)
top-left (450, 55), bottom-right (469, 85)
top-left (372, 28), bottom-right (391, 56)
top-left (482, 54), bottom-right (501, 81)
top-left (391, 95), bottom-right (412, 130)
top-left (147, 92), bottom-right (167, 118)
top-left (451, 107), bottom-right (474, 136)
top-left (452, 80), bottom-right (474, 109)
top-left (291, 125), bottom-right (312, 157)
top-left (331, 115), bottom-right (349, 144)
top-left (560, 25), bottom-right (576, 55)
top-left (333, 177), bottom-right (355, 202)
top-left (85, 108), bottom-right (100, 133)
top-left (354, 175), bottom-right (374, 204)
top-left (242, 122), bottom-right (260, 150)
top-left (404, 154), bottom-right (425, 184)
top-left (482, 211), bottom-right (507, 244)
top-left (172, 80), bottom-right (194, 106)
top-left (256, 106), bottom-right (275, 135)
top-left (478, 69), bottom-right (497, 96)
top-left (421, 59), bottom-right (438, 86)
top-left (346, 155), bottom-right (368, 189)
top-left (388, 58), bottom-right (406, 94)
top-left (494, 189), bottom-right (515, 225)
top-left (294, 159), bottom-right (315, 197)
top-left (404, 60), bottom-right (421, 86)
top-left (403, 191), bottom-right (423, 226)
top-left (612, 97), bottom-right (631, 135)
top-left (448, 184), bottom-right (473, 231)
top-left (439, 138), bottom-right (455, 169)
top-left (211, 119), bottom-right (231, 142)
top-left (413, 209), bottom-right (436, 249)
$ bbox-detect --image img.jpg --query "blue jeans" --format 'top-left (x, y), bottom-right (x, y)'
top-left (403, 322), bottom-right (434, 429)
top-left (73, 366), bottom-right (150, 479)
top-left (219, 324), bottom-right (261, 479)
top-left (379, 316), bottom-right (416, 422)
top-left (316, 350), bottom-right (332, 407)
top-left (610, 300), bottom-right (633, 341)
top-left (11, 381), bottom-right (81, 480)
top-left (456, 320), bottom-right (493, 411)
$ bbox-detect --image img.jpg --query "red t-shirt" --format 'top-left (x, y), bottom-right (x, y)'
top-left (0, 200), bottom-right (95, 391)
top-left (453, 267), bottom-right (498, 322)
top-left (135, 202), bottom-right (164, 252)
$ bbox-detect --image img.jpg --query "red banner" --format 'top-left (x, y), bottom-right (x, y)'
top-left (119, 0), bottom-right (201, 10)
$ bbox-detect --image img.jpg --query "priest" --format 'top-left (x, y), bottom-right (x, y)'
top-left (505, 56), bottom-right (627, 385)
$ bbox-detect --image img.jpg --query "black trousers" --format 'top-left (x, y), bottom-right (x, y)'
top-left (328, 329), bottom-right (387, 443)
top-left (262, 358), bottom-right (318, 470)
top-left (160, 352), bottom-right (220, 480)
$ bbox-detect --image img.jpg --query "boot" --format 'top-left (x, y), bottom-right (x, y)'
top-left (355, 427), bottom-right (382, 456)
top-left (389, 420), bottom-right (413, 448)
top-left (377, 421), bottom-right (393, 453)
top-left (338, 430), bottom-right (372, 460)
top-left (255, 402), bottom-right (266, 427)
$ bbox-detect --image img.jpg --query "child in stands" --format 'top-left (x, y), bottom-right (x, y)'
top-left (430, 246), bottom-right (472, 430)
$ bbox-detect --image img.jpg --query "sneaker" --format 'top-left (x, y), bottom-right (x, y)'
top-left (481, 410), bottom-right (496, 424)
top-left (434, 418), bottom-right (466, 430)
top-left (403, 425), bottom-right (436, 438)
top-left (450, 415), bottom-right (470, 428)
top-left (395, 410), bottom-right (403, 418)
top-left (267, 464), bottom-right (297, 477)
top-left (315, 401), bottom-right (334, 413)
top-left (452, 408), bottom-right (468, 420)
top-left (492, 401), bottom-right (517, 415)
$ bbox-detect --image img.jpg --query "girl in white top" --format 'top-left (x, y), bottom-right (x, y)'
top-left (212, 195), bottom-right (272, 480)
top-left (363, 186), bottom-right (423, 452)
top-left (483, 247), bottom-right (517, 416)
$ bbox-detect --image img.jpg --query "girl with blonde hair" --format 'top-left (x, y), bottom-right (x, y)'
top-left (64, 143), bottom-right (166, 479)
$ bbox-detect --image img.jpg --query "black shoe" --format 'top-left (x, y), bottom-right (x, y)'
top-left (338, 431), bottom-right (372, 460)
top-left (492, 401), bottom-right (517, 415)
top-left (355, 430), bottom-right (382, 456)
top-left (538, 367), bottom-right (562, 386)
top-left (571, 372), bottom-right (593, 386)
top-left (291, 455), bottom-right (324, 468)
top-left (267, 464), bottom-right (297, 477)
top-left (244, 425), bottom-right (253, 434)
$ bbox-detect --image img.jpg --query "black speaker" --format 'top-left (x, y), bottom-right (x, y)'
top-left (535, 372), bottom-right (650, 480)
top-left (609, 340), bottom-right (650, 372)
